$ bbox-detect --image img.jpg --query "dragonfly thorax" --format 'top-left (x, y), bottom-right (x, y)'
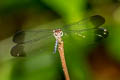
top-left (53, 29), bottom-right (63, 40)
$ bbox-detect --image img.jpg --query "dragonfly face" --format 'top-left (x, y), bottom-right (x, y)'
top-left (53, 29), bottom-right (63, 40)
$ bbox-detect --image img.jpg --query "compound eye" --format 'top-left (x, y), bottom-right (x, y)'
top-left (60, 32), bottom-right (63, 36)
top-left (55, 33), bottom-right (57, 36)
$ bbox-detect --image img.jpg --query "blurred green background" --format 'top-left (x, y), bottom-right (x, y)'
top-left (0, 0), bottom-right (120, 80)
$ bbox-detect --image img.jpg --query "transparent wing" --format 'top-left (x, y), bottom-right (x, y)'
top-left (12, 15), bottom-right (105, 44)
top-left (63, 27), bottom-right (108, 39)
top-left (62, 15), bottom-right (105, 30)
top-left (62, 15), bottom-right (107, 41)
top-left (11, 29), bottom-right (55, 57)
top-left (11, 15), bottom-right (107, 57)
top-left (13, 29), bottom-right (53, 44)
top-left (11, 34), bottom-right (55, 57)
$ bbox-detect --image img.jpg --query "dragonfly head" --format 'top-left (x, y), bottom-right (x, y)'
top-left (53, 29), bottom-right (63, 40)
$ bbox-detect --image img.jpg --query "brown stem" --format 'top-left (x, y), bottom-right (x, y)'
top-left (58, 39), bottom-right (70, 80)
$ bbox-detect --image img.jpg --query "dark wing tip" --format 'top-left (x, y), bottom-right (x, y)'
top-left (90, 15), bottom-right (105, 27)
top-left (10, 44), bottom-right (26, 57)
top-left (13, 31), bottom-right (25, 43)
top-left (95, 27), bottom-right (109, 40)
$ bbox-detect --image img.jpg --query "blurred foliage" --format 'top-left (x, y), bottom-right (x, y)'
top-left (0, 0), bottom-right (120, 80)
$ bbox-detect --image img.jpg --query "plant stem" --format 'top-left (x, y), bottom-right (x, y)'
top-left (58, 39), bottom-right (70, 80)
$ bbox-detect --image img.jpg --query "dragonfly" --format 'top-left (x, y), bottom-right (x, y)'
top-left (11, 15), bottom-right (108, 57)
